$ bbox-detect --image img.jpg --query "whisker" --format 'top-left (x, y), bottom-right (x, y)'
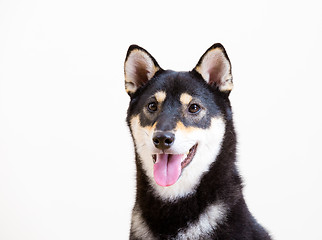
top-left (143, 129), bottom-right (150, 137)
top-left (136, 143), bottom-right (147, 150)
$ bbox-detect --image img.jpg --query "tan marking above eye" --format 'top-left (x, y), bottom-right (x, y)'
top-left (154, 91), bottom-right (166, 103)
top-left (180, 93), bottom-right (193, 105)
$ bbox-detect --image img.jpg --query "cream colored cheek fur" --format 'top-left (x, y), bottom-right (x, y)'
top-left (130, 116), bottom-right (226, 201)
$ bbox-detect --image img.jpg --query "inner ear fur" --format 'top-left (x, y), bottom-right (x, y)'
top-left (124, 45), bottom-right (161, 95)
top-left (194, 43), bottom-right (233, 92)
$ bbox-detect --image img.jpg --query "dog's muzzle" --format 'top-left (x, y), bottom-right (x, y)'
top-left (151, 131), bottom-right (198, 187)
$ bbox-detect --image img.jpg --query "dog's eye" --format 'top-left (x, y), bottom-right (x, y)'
top-left (188, 104), bottom-right (201, 114)
top-left (147, 102), bottom-right (158, 112)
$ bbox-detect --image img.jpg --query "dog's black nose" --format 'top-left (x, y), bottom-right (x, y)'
top-left (152, 132), bottom-right (175, 150)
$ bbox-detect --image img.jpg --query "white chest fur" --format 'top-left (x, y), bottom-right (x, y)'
top-left (131, 202), bottom-right (227, 240)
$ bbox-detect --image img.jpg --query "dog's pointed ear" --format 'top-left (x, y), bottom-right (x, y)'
top-left (194, 43), bottom-right (233, 93)
top-left (124, 45), bottom-right (161, 96)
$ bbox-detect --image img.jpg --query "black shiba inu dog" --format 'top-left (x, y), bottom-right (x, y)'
top-left (124, 43), bottom-right (271, 239)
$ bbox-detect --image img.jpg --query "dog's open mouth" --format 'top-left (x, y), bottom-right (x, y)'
top-left (152, 144), bottom-right (198, 187)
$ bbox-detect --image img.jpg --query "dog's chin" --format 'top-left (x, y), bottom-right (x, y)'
top-left (152, 144), bottom-right (198, 187)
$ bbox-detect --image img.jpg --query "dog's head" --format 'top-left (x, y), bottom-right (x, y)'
top-left (124, 44), bottom-right (233, 200)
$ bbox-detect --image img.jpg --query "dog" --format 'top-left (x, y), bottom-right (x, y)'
top-left (124, 43), bottom-right (271, 239)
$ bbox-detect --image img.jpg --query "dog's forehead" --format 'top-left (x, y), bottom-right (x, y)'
top-left (147, 71), bottom-right (211, 101)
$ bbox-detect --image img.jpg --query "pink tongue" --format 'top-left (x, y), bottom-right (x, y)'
top-left (153, 154), bottom-right (183, 187)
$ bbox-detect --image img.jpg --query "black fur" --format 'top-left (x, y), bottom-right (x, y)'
top-left (125, 44), bottom-right (271, 240)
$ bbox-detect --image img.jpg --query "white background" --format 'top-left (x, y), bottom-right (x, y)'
top-left (0, 0), bottom-right (321, 239)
